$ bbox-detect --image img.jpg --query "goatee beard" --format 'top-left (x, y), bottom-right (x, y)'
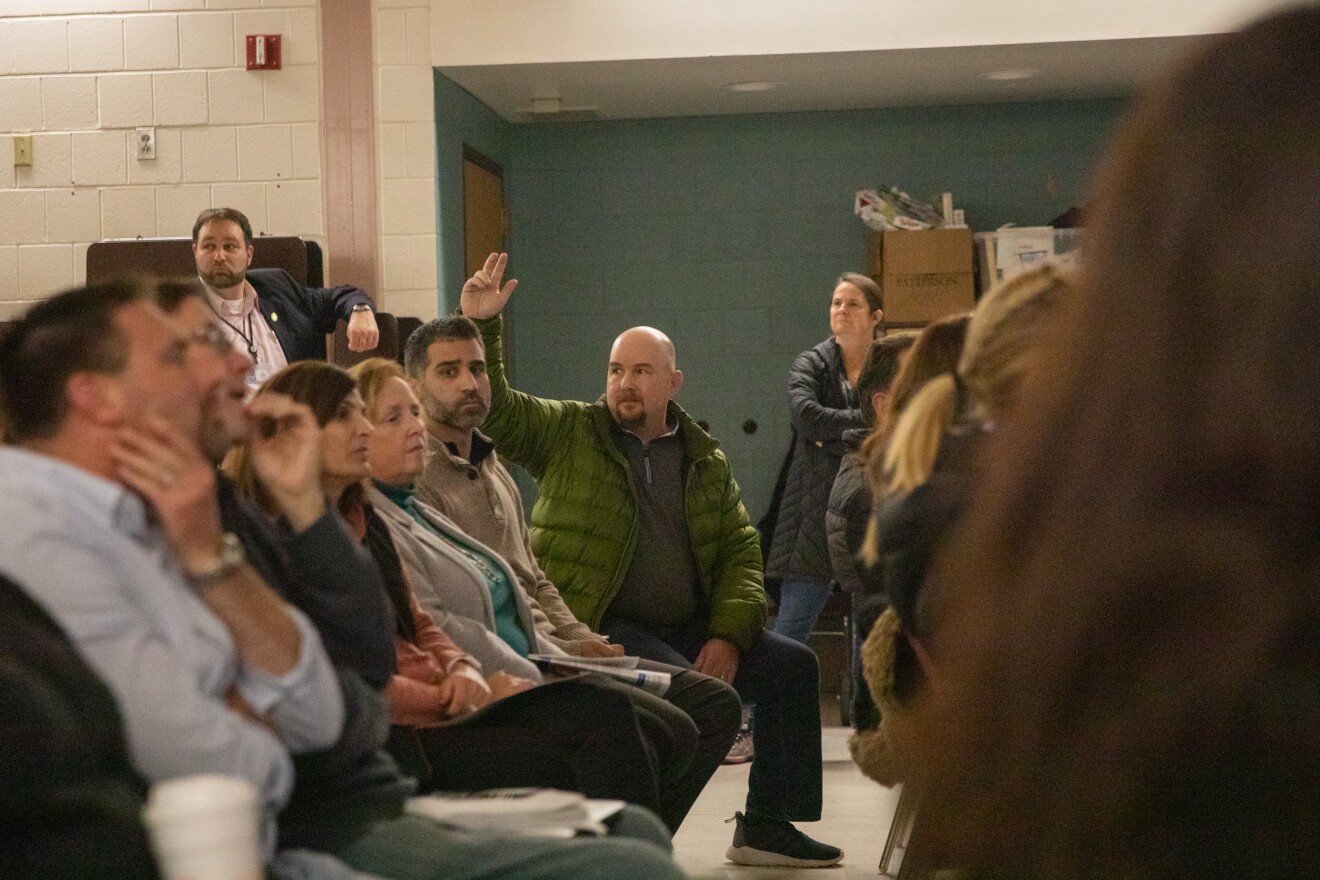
top-left (202, 268), bottom-right (244, 290)
top-left (615, 410), bottom-right (645, 432)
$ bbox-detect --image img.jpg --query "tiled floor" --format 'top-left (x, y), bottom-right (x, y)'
top-left (672, 725), bottom-right (901, 879)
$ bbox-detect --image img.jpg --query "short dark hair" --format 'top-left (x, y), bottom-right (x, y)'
top-left (857, 332), bottom-right (919, 425)
top-left (403, 315), bottom-right (481, 379)
top-left (0, 281), bottom-right (146, 442)
top-left (192, 207), bottom-right (253, 245)
top-left (150, 279), bottom-right (206, 314)
top-left (838, 271), bottom-right (884, 313)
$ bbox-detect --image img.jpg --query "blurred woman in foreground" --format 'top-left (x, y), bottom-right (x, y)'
top-left (914, 8), bottom-right (1320, 878)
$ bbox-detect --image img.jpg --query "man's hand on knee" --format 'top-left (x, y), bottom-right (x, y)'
top-left (693, 637), bottom-right (740, 684)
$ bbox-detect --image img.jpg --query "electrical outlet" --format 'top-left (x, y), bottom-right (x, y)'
top-left (136, 127), bottom-right (156, 161)
top-left (13, 135), bottom-right (33, 167)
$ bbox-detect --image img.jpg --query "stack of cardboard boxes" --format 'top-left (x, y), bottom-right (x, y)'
top-left (866, 228), bottom-right (976, 326)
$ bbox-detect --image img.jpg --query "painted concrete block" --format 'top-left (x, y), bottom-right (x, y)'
top-left (153, 183), bottom-right (209, 236)
top-left (378, 123), bottom-right (407, 179)
top-left (210, 181), bottom-right (266, 231)
top-left (0, 190), bottom-right (47, 246)
top-left (375, 9), bottom-right (407, 66)
top-left (377, 66), bottom-right (431, 123)
top-left (101, 184), bottom-right (159, 239)
top-left (381, 177), bottom-right (435, 235)
top-left (265, 178), bottom-right (322, 236)
top-left (286, 7), bottom-right (319, 66)
top-left (69, 18), bottom-right (125, 72)
top-left (404, 121), bottom-right (434, 178)
top-left (46, 187), bottom-right (102, 242)
top-left (71, 130), bottom-right (128, 185)
top-left (237, 124), bottom-right (292, 180)
top-left (0, 76), bottom-right (44, 131)
top-left (124, 15), bottom-right (179, 70)
top-left (11, 19), bottom-right (68, 74)
top-left (181, 125), bottom-right (237, 181)
top-left (409, 233), bottom-right (437, 290)
top-left (263, 65), bottom-right (319, 123)
top-left (153, 70), bottom-right (208, 125)
top-left (42, 75), bottom-right (99, 131)
top-left (179, 12), bottom-right (234, 69)
top-left (207, 68), bottom-right (264, 124)
top-left (19, 244), bottom-right (74, 297)
top-left (290, 121), bottom-right (320, 178)
top-left (381, 234), bottom-right (410, 290)
top-left (99, 72), bottom-right (154, 128)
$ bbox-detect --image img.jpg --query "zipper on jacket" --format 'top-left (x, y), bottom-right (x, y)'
top-left (644, 448), bottom-right (653, 485)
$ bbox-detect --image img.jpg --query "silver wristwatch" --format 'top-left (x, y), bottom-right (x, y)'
top-left (351, 303), bottom-right (373, 313)
top-left (188, 532), bottom-right (247, 586)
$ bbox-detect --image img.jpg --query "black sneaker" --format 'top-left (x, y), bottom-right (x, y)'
top-left (725, 811), bottom-right (844, 868)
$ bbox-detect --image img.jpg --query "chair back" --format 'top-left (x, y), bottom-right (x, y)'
top-left (86, 237), bottom-right (322, 286)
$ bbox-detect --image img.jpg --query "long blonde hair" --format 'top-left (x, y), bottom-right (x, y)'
top-left (886, 263), bottom-right (1074, 494)
top-left (859, 264), bottom-right (1073, 566)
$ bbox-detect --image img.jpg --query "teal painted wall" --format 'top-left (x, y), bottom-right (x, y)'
top-left (433, 72), bottom-right (516, 313)
top-left (434, 81), bottom-right (1129, 520)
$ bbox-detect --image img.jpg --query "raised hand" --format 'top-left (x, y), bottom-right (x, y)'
top-left (460, 252), bottom-right (519, 320)
top-left (112, 413), bottom-right (224, 575)
top-left (247, 392), bottom-right (326, 532)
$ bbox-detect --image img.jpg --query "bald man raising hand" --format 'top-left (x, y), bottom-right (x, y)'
top-left (461, 254), bottom-right (843, 869)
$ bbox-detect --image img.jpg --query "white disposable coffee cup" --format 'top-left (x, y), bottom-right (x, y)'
top-left (143, 774), bottom-right (264, 880)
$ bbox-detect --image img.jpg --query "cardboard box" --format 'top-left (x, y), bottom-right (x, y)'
top-left (866, 229), bottom-right (975, 325)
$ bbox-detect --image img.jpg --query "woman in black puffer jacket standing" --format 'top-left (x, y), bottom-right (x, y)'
top-left (766, 273), bottom-right (883, 646)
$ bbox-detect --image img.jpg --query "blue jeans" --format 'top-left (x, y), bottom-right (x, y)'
top-left (771, 578), bottom-right (833, 646)
top-left (600, 619), bottom-right (824, 822)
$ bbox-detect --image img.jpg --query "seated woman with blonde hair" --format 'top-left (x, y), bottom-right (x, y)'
top-left (853, 263), bottom-right (1073, 784)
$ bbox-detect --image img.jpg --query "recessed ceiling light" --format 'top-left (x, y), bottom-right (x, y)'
top-left (983, 68), bottom-right (1040, 81)
top-left (725, 81), bottom-right (784, 93)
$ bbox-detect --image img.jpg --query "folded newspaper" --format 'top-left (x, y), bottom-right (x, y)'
top-left (406, 788), bottom-right (625, 837)
top-left (528, 653), bottom-right (671, 696)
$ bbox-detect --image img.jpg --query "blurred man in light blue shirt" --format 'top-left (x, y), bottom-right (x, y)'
top-left (0, 280), bottom-right (344, 857)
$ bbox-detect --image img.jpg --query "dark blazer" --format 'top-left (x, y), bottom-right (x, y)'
top-left (215, 476), bottom-right (414, 854)
top-left (247, 267), bottom-right (373, 363)
top-left (0, 574), bottom-right (161, 879)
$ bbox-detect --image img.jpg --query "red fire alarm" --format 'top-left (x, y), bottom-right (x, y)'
top-left (246, 34), bottom-right (282, 70)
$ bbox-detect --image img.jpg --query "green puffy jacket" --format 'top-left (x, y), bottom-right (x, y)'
top-left (477, 315), bottom-right (768, 651)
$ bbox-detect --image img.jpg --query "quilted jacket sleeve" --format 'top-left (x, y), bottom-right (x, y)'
top-left (701, 455), bottom-right (769, 651)
top-left (788, 344), bottom-right (865, 451)
top-left (475, 314), bottom-right (584, 478)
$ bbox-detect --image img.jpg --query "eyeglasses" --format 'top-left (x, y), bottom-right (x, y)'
top-left (190, 323), bottom-right (233, 355)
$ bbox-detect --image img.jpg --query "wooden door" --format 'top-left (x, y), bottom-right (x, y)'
top-left (462, 148), bottom-right (511, 370)
top-left (463, 151), bottom-right (506, 276)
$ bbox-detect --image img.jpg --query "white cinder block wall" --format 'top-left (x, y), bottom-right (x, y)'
top-left (374, 0), bottom-right (438, 321)
top-left (1, 0), bottom-right (443, 321)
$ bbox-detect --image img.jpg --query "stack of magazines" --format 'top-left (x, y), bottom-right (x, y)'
top-left (406, 788), bottom-right (625, 837)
